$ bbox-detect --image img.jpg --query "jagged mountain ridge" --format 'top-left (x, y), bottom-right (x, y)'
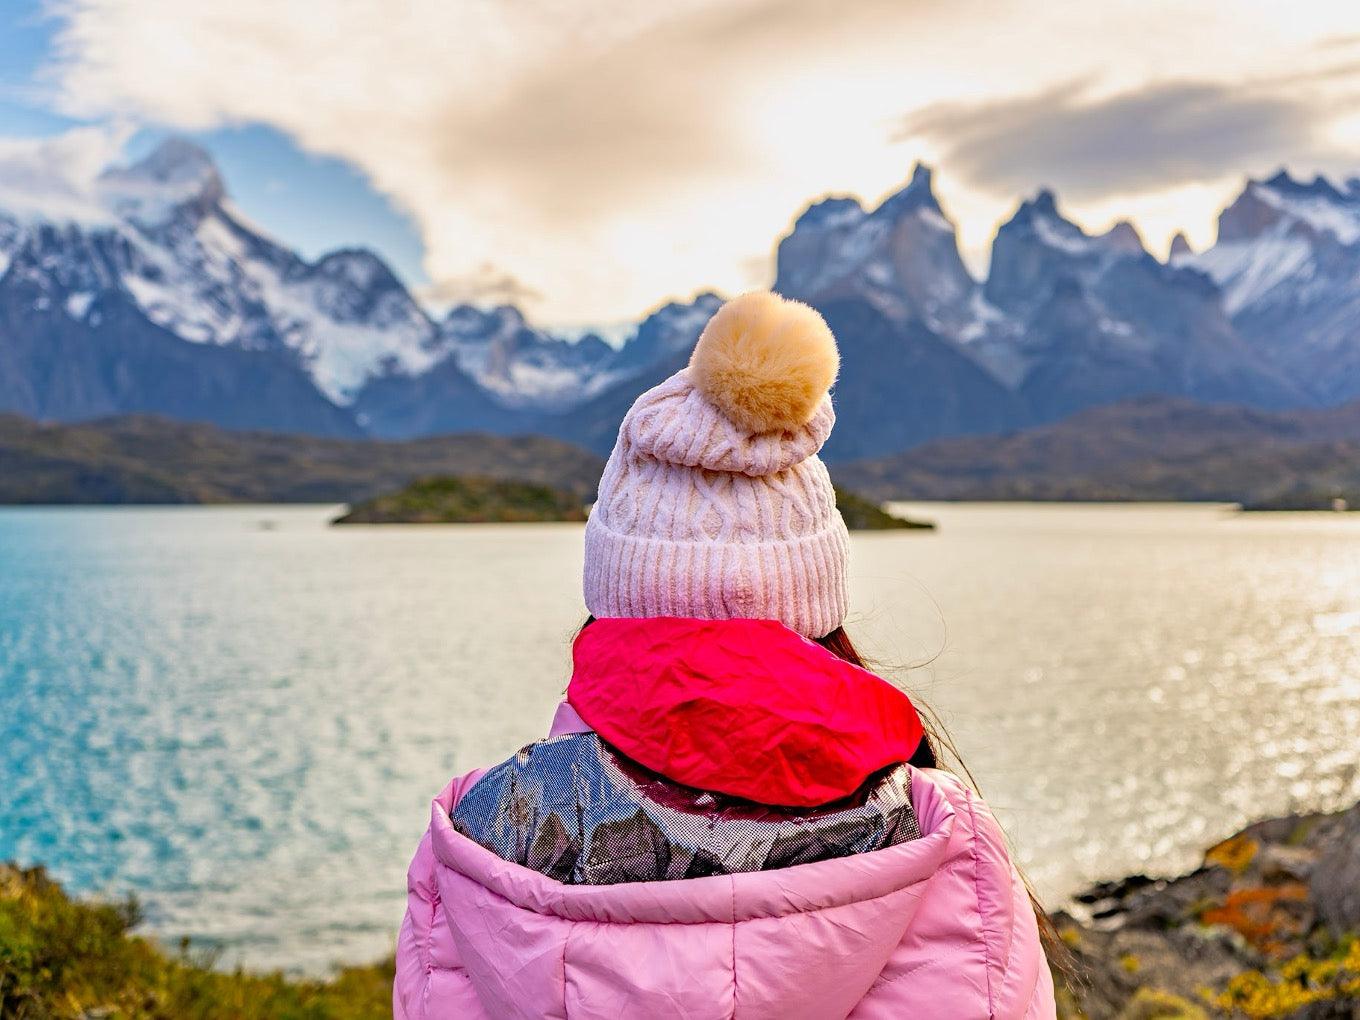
top-left (0, 138), bottom-right (727, 440)
top-left (2, 137), bottom-right (1359, 462)
top-left (775, 168), bottom-right (1307, 430)
top-left (1179, 170), bottom-right (1360, 406)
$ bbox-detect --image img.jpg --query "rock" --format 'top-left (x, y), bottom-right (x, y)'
top-left (1313, 803), bottom-right (1360, 932)
top-left (1259, 844), bottom-right (1317, 884)
top-left (1057, 800), bottom-right (1360, 1018)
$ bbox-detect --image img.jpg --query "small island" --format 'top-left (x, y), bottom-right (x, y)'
top-left (333, 477), bottom-right (930, 530)
top-left (834, 486), bottom-right (935, 530)
top-left (1240, 490), bottom-right (1355, 512)
top-left (333, 476), bottom-right (588, 525)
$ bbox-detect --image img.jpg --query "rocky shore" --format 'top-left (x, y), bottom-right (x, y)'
top-left (1054, 799), bottom-right (1360, 1018)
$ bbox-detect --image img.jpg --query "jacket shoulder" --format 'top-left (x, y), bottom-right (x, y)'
top-left (916, 769), bottom-right (1055, 1017)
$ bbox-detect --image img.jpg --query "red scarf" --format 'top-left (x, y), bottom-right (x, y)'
top-left (568, 617), bottom-right (924, 808)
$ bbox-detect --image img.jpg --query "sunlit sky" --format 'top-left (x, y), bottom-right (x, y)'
top-left (3, 1), bottom-right (1360, 324)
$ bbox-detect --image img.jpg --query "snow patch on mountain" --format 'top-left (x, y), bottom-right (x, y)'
top-left (1252, 184), bottom-right (1360, 245)
top-left (1183, 169), bottom-right (1360, 403)
top-left (1187, 171), bottom-right (1360, 315)
top-left (1030, 210), bottom-right (1093, 255)
top-left (437, 304), bottom-right (624, 410)
top-left (1193, 228), bottom-right (1315, 314)
top-left (0, 139), bottom-right (443, 404)
top-left (0, 137), bottom-right (664, 410)
top-left (64, 291), bottom-right (95, 320)
top-left (97, 138), bottom-right (225, 228)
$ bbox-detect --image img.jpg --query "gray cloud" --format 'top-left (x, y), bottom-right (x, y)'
top-left (36, 0), bottom-right (1360, 320)
top-left (437, 0), bottom-right (943, 226)
top-left (897, 77), bottom-right (1360, 201)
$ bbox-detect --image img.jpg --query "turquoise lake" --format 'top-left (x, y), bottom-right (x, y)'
top-left (2, 503), bottom-right (1358, 973)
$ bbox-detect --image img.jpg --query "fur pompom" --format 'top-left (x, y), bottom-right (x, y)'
top-left (689, 291), bottom-right (839, 434)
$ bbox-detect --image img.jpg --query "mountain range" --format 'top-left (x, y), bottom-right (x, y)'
top-left (2, 138), bottom-right (1359, 463)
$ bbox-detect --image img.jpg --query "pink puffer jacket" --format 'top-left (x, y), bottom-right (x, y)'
top-left (395, 620), bottom-right (1055, 1018)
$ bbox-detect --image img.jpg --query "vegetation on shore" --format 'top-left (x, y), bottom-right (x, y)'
top-left (0, 864), bottom-right (392, 1019)
top-left (332, 475), bottom-right (589, 524)
top-left (833, 486), bottom-right (934, 530)
top-left (331, 476), bottom-right (926, 529)
top-left (1240, 490), bottom-right (1355, 512)
top-left (1053, 799), bottom-right (1360, 1018)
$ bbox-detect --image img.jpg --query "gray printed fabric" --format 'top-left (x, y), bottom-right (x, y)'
top-left (450, 731), bottom-right (922, 885)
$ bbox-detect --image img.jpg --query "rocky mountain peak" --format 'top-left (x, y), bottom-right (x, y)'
top-left (1021, 188), bottom-right (1060, 219)
top-left (311, 249), bottom-right (403, 293)
top-left (1260, 168), bottom-right (1346, 203)
top-left (792, 196), bottom-right (864, 231)
top-left (1100, 220), bottom-right (1146, 255)
top-left (775, 161), bottom-right (963, 310)
top-left (1215, 168), bottom-right (1360, 247)
top-left (872, 161), bottom-right (942, 220)
top-left (98, 136), bottom-right (226, 226)
top-left (490, 304), bottom-right (528, 330)
top-left (1168, 232), bottom-right (1194, 261)
top-left (995, 188), bottom-right (1089, 253)
top-left (127, 138), bottom-right (221, 188)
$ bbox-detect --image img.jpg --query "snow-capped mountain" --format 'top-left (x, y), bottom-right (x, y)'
top-left (0, 219), bottom-right (361, 436)
top-left (984, 191), bottom-right (1302, 419)
top-left (774, 172), bottom-right (1304, 430)
top-left (0, 136), bottom-right (445, 430)
top-left (1181, 170), bottom-right (1360, 405)
top-left (606, 294), bottom-right (722, 376)
top-left (3, 134), bottom-right (1359, 462)
top-left (351, 292), bottom-right (723, 441)
top-left (767, 168), bottom-right (1025, 458)
top-left (0, 138), bottom-right (636, 434)
top-left (89, 139), bottom-right (440, 404)
top-left (436, 303), bottom-right (619, 410)
top-left (775, 164), bottom-right (980, 338)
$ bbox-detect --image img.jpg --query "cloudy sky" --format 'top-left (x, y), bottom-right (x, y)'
top-left (2, 0), bottom-right (1359, 324)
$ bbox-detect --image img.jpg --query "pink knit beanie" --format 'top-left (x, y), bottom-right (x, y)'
top-left (584, 291), bottom-right (850, 639)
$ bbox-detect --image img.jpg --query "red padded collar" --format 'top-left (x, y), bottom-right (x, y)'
top-left (567, 617), bottom-right (924, 808)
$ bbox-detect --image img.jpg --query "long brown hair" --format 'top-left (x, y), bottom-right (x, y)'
top-left (815, 624), bottom-right (1072, 982)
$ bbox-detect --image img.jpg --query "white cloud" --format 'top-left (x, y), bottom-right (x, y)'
top-left (35, 0), bottom-right (1360, 321)
top-left (0, 124), bottom-right (129, 224)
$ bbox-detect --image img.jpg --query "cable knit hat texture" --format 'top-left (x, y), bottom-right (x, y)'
top-left (583, 291), bottom-right (850, 639)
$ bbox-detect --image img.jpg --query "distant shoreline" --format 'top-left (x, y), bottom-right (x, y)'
top-left (5, 498), bottom-right (1356, 511)
top-left (4, 396), bottom-right (1360, 509)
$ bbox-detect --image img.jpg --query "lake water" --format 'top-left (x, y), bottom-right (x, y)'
top-left (2, 503), bottom-right (1358, 974)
